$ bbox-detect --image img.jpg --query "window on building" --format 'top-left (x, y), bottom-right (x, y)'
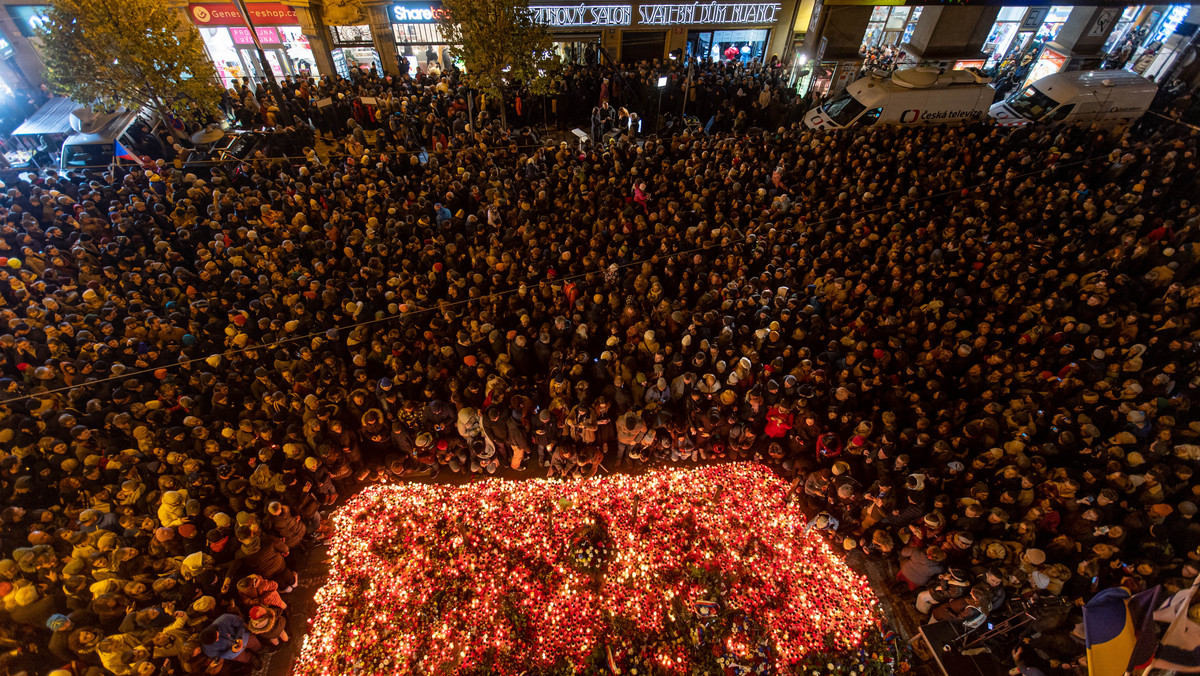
top-left (983, 6), bottom-right (1028, 68)
top-left (1036, 6), bottom-right (1074, 44)
top-left (1103, 6), bottom-right (1144, 53)
top-left (861, 6), bottom-right (922, 52)
top-left (687, 29), bottom-right (770, 65)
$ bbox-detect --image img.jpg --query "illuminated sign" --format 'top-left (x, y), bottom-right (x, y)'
top-left (1152, 5), bottom-right (1188, 43)
top-left (390, 1), bottom-right (448, 23)
top-left (7, 5), bottom-right (50, 37)
top-left (637, 2), bottom-right (781, 25)
top-left (189, 3), bottom-right (298, 26)
top-left (1022, 46), bottom-right (1067, 90)
top-left (531, 4), bottom-right (632, 26)
top-left (230, 26), bottom-right (282, 45)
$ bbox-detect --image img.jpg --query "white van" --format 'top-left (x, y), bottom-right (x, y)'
top-left (804, 68), bottom-right (995, 130)
top-left (59, 107), bottom-right (142, 172)
top-left (989, 70), bottom-right (1157, 127)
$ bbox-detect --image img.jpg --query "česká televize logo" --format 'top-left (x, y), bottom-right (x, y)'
top-left (899, 109), bottom-right (984, 123)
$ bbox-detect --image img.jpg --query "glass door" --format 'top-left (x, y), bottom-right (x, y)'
top-left (239, 48), bottom-right (289, 80)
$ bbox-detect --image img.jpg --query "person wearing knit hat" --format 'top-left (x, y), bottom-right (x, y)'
top-left (1022, 548), bottom-right (1046, 567)
top-left (247, 604), bottom-right (289, 646)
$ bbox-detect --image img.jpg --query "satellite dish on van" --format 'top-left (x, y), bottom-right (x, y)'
top-left (69, 107), bottom-right (124, 135)
top-left (190, 125), bottom-right (225, 145)
top-left (891, 67), bottom-right (941, 89)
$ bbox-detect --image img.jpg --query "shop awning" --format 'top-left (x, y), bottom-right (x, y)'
top-left (11, 97), bottom-right (83, 136)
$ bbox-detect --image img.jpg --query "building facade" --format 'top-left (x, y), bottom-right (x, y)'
top-left (796, 0), bottom-right (1200, 96)
top-left (0, 0), bottom-right (1191, 99)
top-left (0, 0), bottom-right (810, 91)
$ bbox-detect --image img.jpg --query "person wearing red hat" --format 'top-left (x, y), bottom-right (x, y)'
top-left (247, 605), bottom-right (288, 647)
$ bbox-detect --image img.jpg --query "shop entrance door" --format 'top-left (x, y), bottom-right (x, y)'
top-left (238, 47), bottom-right (289, 82)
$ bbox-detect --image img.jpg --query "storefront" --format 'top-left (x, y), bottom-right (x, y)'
top-left (328, 25), bottom-right (381, 78)
top-left (188, 2), bottom-right (320, 88)
top-left (986, 6), bottom-right (1074, 73)
top-left (982, 6), bottom-right (1030, 68)
top-left (859, 6), bottom-right (922, 52)
top-left (387, 1), bottom-right (457, 74)
top-left (686, 28), bottom-right (772, 63)
top-left (530, 4), bottom-right (629, 63)
top-left (526, 2), bottom-right (786, 64)
top-left (1125, 4), bottom-right (1192, 77)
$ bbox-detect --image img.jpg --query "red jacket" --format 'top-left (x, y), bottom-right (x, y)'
top-left (763, 405), bottom-right (793, 438)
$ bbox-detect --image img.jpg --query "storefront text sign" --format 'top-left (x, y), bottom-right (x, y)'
top-left (637, 2), bottom-right (781, 25)
top-left (189, 3), bottom-right (298, 26)
top-left (230, 26), bottom-right (282, 45)
top-left (531, 4), bottom-right (632, 27)
top-left (390, 1), bottom-right (448, 23)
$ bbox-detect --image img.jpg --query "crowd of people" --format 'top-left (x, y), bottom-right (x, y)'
top-left (195, 57), bottom-right (805, 162)
top-left (0, 52), bottom-right (1198, 676)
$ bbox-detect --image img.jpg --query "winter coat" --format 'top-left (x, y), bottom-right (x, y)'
top-left (764, 406), bottom-right (794, 438)
top-left (267, 510), bottom-right (306, 549)
top-left (233, 535), bottom-right (290, 581)
top-left (566, 406), bottom-right (598, 444)
top-left (899, 546), bottom-right (944, 587)
top-left (617, 417), bottom-right (649, 446)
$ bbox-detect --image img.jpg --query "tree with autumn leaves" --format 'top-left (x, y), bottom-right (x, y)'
top-left (38, 0), bottom-right (222, 126)
top-left (438, 0), bottom-right (559, 128)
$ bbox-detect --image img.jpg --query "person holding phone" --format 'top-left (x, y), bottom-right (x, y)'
top-left (199, 612), bottom-right (260, 665)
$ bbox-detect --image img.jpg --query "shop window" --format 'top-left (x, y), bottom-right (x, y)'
top-left (1035, 6), bottom-right (1073, 44)
top-left (329, 25), bottom-right (381, 78)
top-left (278, 27), bottom-right (317, 79)
top-left (901, 7), bottom-right (922, 45)
top-left (200, 24), bottom-right (324, 87)
top-left (620, 31), bottom-right (667, 63)
top-left (1103, 6), bottom-right (1144, 54)
top-left (687, 29), bottom-right (770, 65)
top-left (392, 22), bottom-right (451, 46)
top-left (1150, 4), bottom-right (1189, 44)
top-left (983, 8), bottom-right (1028, 69)
top-left (862, 7), bottom-right (921, 51)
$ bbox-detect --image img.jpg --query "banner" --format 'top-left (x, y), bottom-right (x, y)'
top-left (188, 2), bottom-right (298, 26)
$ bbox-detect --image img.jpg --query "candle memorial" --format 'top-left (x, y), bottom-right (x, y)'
top-left (295, 464), bottom-right (896, 675)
